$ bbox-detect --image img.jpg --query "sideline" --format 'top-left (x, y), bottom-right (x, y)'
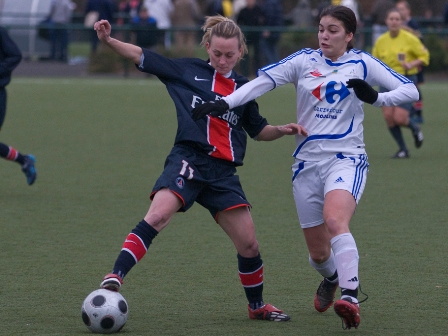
top-left (11, 77), bottom-right (160, 86)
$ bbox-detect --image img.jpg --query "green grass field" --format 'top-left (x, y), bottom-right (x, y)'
top-left (1, 77), bottom-right (446, 335)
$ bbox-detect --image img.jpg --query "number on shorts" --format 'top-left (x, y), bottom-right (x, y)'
top-left (179, 160), bottom-right (194, 180)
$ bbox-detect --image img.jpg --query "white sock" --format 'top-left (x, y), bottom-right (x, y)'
top-left (309, 251), bottom-right (337, 281)
top-left (331, 233), bottom-right (359, 291)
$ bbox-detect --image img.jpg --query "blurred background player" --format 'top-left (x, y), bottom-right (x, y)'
top-left (94, 15), bottom-right (306, 322)
top-left (236, 0), bottom-right (265, 77)
top-left (0, 26), bottom-right (37, 185)
top-left (372, 8), bottom-right (429, 158)
top-left (396, 0), bottom-right (425, 123)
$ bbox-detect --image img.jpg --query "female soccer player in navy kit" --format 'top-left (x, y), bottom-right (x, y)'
top-left (192, 6), bottom-right (419, 329)
top-left (94, 15), bottom-right (307, 322)
top-left (0, 26), bottom-right (37, 185)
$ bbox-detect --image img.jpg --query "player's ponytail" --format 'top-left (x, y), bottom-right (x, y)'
top-left (200, 15), bottom-right (248, 58)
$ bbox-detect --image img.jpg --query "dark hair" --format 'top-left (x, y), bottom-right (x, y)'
top-left (320, 5), bottom-right (357, 50)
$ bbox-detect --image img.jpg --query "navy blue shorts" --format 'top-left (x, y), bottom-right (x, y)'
top-left (150, 145), bottom-right (251, 219)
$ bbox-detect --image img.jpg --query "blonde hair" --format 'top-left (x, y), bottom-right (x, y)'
top-left (200, 15), bottom-right (248, 57)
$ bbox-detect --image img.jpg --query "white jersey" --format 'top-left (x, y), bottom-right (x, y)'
top-left (224, 48), bottom-right (418, 161)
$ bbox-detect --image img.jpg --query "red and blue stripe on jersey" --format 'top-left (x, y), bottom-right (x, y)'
top-left (208, 71), bottom-right (237, 162)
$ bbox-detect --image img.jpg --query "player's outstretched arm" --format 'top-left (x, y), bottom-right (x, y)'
top-left (257, 123), bottom-right (308, 141)
top-left (94, 20), bottom-right (142, 64)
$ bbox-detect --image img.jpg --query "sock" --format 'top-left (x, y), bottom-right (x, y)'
top-left (309, 251), bottom-right (338, 282)
top-left (111, 220), bottom-right (159, 279)
top-left (413, 100), bottom-right (423, 117)
top-left (331, 233), bottom-right (359, 298)
top-left (0, 143), bottom-right (25, 164)
top-left (238, 253), bottom-right (264, 310)
top-left (388, 126), bottom-right (407, 151)
top-left (407, 119), bottom-right (420, 134)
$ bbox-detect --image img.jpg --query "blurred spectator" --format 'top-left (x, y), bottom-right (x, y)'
top-left (131, 6), bottom-right (158, 51)
top-left (49, 0), bottom-right (76, 62)
top-left (232, 0), bottom-right (247, 20)
top-left (259, 0), bottom-right (283, 65)
top-left (370, 0), bottom-right (395, 45)
top-left (144, 0), bottom-right (174, 49)
top-left (340, 0), bottom-right (359, 21)
top-left (222, 0), bottom-right (234, 17)
top-left (396, 0), bottom-right (419, 31)
top-left (116, 0), bottom-right (142, 41)
top-left (85, 0), bottom-right (116, 53)
top-left (205, 0), bottom-right (233, 17)
top-left (341, 0), bottom-right (363, 49)
top-left (287, 0), bottom-right (312, 28)
top-left (237, 0), bottom-right (265, 77)
top-left (314, 0), bottom-right (330, 24)
top-left (171, 0), bottom-right (202, 57)
top-left (117, 0), bottom-right (143, 26)
top-left (444, 2), bottom-right (448, 26)
top-left (206, 0), bottom-right (224, 16)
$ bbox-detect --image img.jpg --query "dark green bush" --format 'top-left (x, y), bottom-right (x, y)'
top-left (422, 34), bottom-right (448, 72)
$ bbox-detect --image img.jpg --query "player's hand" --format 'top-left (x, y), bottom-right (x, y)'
top-left (279, 123), bottom-right (308, 137)
top-left (191, 100), bottom-right (229, 120)
top-left (346, 78), bottom-right (378, 104)
top-left (94, 20), bottom-right (112, 42)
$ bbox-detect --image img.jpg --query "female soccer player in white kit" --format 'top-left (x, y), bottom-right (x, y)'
top-left (192, 5), bottom-right (419, 330)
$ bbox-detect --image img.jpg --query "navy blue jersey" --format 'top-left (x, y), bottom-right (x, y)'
top-left (138, 49), bottom-right (268, 166)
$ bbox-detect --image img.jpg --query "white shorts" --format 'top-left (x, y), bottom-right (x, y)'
top-left (292, 153), bottom-right (369, 228)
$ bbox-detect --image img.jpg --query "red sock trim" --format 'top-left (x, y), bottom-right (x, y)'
top-left (122, 233), bottom-right (147, 263)
top-left (239, 265), bottom-right (264, 287)
top-left (6, 147), bottom-right (18, 161)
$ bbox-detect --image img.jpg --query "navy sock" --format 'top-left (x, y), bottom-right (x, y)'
top-left (407, 119), bottom-right (419, 134)
top-left (238, 253), bottom-right (264, 309)
top-left (388, 126), bottom-right (407, 151)
top-left (111, 220), bottom-right (159, 279)
top-left (341, 287), bottom-right (358, 299)
top-left (0, 143), bottom-right (25, 164)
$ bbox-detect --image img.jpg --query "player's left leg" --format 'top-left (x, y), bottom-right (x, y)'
top-left (393, 105), bottom-right (423, 149)
top-left (383, 106), bottom-right (409, 158)
top-left (0, 142), bottom-right (37, 185)
top-left (324, 190), bottom-right (361, 329)
top-left (217, 207), bottom-right (290, 321)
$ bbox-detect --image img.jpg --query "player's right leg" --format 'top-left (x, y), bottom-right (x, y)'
top-left (101, 189), bottom-right (182, 291)
top-left (218, 207), bottom-right (290, 321)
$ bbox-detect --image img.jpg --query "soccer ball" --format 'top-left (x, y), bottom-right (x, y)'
top-left (81, 289), bottom-right (129, 334)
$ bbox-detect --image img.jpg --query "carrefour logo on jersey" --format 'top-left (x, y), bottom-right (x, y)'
top-left (312, 81), bottom-right (350, 120)
top-left (312, 81), bottom-right (350, 104)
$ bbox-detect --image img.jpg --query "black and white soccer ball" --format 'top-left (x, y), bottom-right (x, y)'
top-left (81, 289), bottom-right (129, 334)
